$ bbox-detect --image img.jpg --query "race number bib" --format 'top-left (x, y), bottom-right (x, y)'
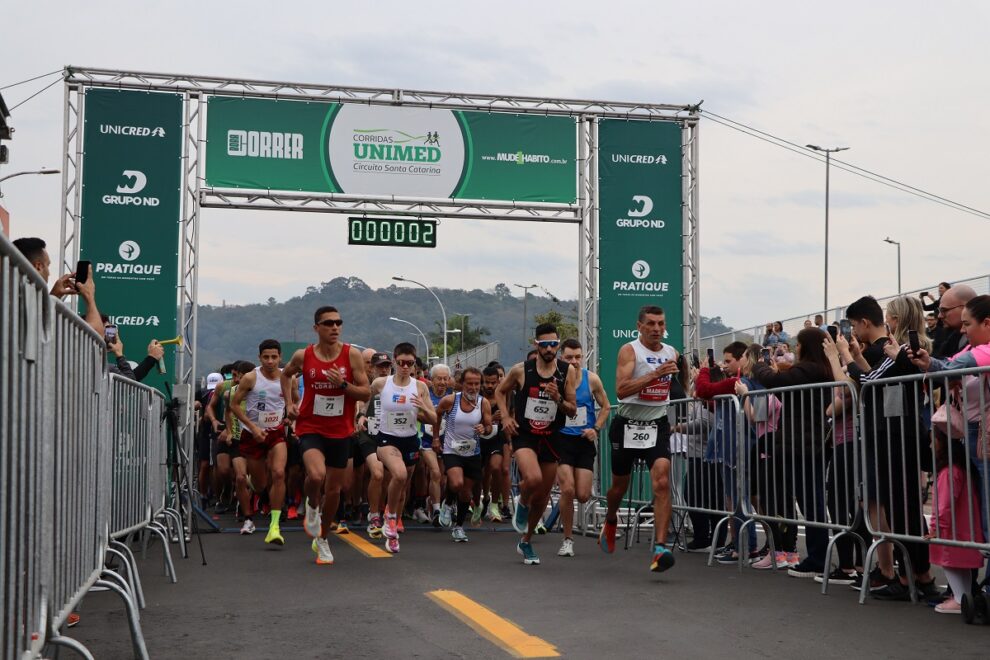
top-left (524, 397), bottom-right (557, 423)
top-left (258, 410), bottom-right (282, 429)
top-left (565, 407), bottom-right (588, 428)
top-left (367, 416), bottom-right (380, 435)
top-left (623, 422), bottom-right (657, 449)
top-left (314, 394), bottom-right (344, 417)
top-left (386, 411), bottom-right (416, 434)
top-left (452, 437), bottom-right (478, 456)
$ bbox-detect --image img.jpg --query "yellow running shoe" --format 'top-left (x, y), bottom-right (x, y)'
top-left (265, 524), bottom-right (285, 546)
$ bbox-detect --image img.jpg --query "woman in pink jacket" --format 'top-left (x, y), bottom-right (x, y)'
top-left (929, 433), bottom-right (985, 614)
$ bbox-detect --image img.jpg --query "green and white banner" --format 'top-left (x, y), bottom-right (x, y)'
top-left (79, 89), bottom-right (183, 390)
top-left (597, 119), bottom-right (684, 397)
top-left (205, 97), bottom-right (577, 203)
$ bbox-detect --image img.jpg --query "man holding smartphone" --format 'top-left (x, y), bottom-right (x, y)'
top-left (13, 237), bottom-right (104, 337)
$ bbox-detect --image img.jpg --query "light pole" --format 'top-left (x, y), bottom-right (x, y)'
top-left (393, 275), bottom-right (449, 364)
top-left (0, 168), bottom-right (60, 196)
top-left (883, 237), bottom-right (902, 294)
top-left (389, 317), bottom-right (429, 357)
top-left (806, 145), bottom-right (849, 311)
top-left (514, 283), bottom-right (537, 351)
top-left (454, 312), bottom-right (471, 352)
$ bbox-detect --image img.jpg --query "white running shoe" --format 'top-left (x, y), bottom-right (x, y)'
top-left (412, 507), bottom-right (430, 524)
top-left (312, 537), bottom-right (334, 565)
top-left (385, 537), bottom-right (400, 553)
top-left (558, 538), bottom-right (575, 557)
top-left (240, 519), bottom-right (256, 535)
top-left (439, 502), bottom-right (454, 528)
top-left (452, 526), bottom-right (469, 542)
top-left (304, 499), bottom-right (321, 538)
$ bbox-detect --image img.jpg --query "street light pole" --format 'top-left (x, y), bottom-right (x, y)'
top-left (454, 312), bottom-right (471, 353)
top-left (806, 145), bottom-right (849, 312)
top-left (389, 316), bottom-right (429, 357)
top-left (883, 237), bottom-right (902, 294)
top-left (393, 275), bottom-right (449, 364)
top-left (0, 167), bottom-right (60, 196)
top-left (514, 283), bottom-right (537, 352)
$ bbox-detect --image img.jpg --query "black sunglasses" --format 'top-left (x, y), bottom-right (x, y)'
top-left (536, 340), bottom-right (560, 348)
top-left (317, 319), bottom-right (344, 327)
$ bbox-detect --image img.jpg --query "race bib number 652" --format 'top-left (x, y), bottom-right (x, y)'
top-left (524, 397), bottom-right (557, 423)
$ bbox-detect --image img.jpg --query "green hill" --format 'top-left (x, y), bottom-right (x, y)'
top-left (194, 277), bottom-right (731, 379)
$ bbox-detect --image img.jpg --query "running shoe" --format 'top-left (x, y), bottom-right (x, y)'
top-left (439, 502), bottom-right (454, 528)
top-left (935, 599), bottom-right (962, 614)
top-left (333, 521), bottom-right (350, 535)
top-left (240, 519), bottom-right (256, 535)
top-left (312, 537), bottom-right (334, 565)
top-left (512, 496), bottom-right (529, 534)
top-left (452, 526), bottom-right (469, 542)
top-left (815, 567), bottom-right (858, 585)
top-left (517, 541), bottom-right (540, 565)
top-left (558, 537), bottom-right (575, 557)
top-left (487, 500), bottom-right (503, 522)
top-left (471, 502), bottom-right (484, 525)
top-left (383, 514), bottom-right (399, 540)
top-left (500, 504), bottom-right (511, 520)
top-left (413, 507), bottom-right (430, 524)
top-left (599, 520), bottom-right (617, 554)
top-left (303, 500), bottom-right (321, 538)
top-left (787, 558), bottom-right (824, 578)
top-left (685, 539), bottom-right (712, 553)
top-left (849, 567), bottom-right (884, 591)
top-left (397, 518), bottom-right (405, 534)
top-left (534, 521), bottom-right (548, 535)
top-left (431, 507), bottom-right (441, 528)
top-left (66, 612), bottom-right (80, 628)
top-left (265, 523), bottom-right (285, 546)
top-left (286, 504), bottom-right (299, 521)
top-left (367, 515), bottom-right (384, 539)
top-left (750, 552), bottom-right (778, 570)
top-left (871, 579), bottom-right (911, 601)
top-left (650, 545), bottom-right (675, 573)
top-left (385, 537), bottom-right (400, 554)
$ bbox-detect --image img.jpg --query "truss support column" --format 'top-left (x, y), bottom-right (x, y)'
top-left (682, 116), bottom-right (701, 356)
top-left (59, 79), bottom-right (84, 277)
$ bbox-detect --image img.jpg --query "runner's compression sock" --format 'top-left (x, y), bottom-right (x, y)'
top-left (455, 499), bottom-right (470, 526)
top-left (271, 509), bottom-right (281, 527)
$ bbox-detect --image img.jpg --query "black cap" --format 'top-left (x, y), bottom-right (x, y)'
top-left (371, 352), bottom-right (391, 366)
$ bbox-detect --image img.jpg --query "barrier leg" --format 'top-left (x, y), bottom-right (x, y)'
top-left (890, 539), bottom-right (918, 605)
top-left (47, 635), bottom-right (96, 660)
top-left (100, 569), bottom-right (137, 621)
top-left (107, 545), bottom-right (144, 609)
top-left (146, 522), bottom-right (178, 583)
top-left (94, 578), bottom-right (150, 660)
top-left (111, 540), bottom-right (146, 609)
top-left (707, 515), bottom-right (732, 566)
top-left (821, 529), bottom-right (847, 595)
top-left (859, 538), bottom-right (883, 604)
top-left (161, 508), bottom-right (188, 558)
top-left (756, 520), bottom-right (777, 569)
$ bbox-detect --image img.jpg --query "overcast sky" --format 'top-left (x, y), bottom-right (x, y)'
top-left (3, 0), bottom-right (988, 331)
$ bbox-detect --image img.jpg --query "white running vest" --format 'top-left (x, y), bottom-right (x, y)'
top-left (246, 367), bottom-right (286, 429)
top-left (379, 376), bottom-right (419, 437)
top-left (617, 341), bottom-right (676, 421)
top-left (443, 393), bottom-right (483, 456)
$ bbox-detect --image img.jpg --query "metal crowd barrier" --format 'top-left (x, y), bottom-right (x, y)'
top-left (1, 231), bottom-right (184, 659)
top-left (859, 365), bottom-right (990, 605)
top-left (1, 241), bottom-right (52, 659)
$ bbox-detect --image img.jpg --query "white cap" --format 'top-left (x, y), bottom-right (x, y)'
top-left (206, 372), bottom-right (223, 390)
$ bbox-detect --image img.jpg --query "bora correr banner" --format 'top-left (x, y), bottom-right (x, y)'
top-left (78, 89), bottom-right (183, 390)
top-left (205, 97), bottom-right (577, 204)
top-left (597, 119), bottom-right (684, 398)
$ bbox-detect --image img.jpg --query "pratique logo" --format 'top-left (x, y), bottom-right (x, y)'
top-left (118, 241), bottom-right (141, 262)
top-left (632, 260), bottom-right (651, 279)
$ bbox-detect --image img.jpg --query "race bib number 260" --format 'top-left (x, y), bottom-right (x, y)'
top-left (623, 422), bottom-right (657, 449)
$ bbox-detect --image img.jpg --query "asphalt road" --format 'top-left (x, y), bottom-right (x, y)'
top-left (68, 517), bottom-right (987, 659)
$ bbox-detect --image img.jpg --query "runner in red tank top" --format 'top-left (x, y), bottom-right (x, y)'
top-left (281, 305), bottom-right (370, 565)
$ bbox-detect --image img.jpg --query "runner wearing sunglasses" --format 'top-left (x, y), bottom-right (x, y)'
top-left (281, 306), bottom-right (371, 565)
top-left (496, 322), bottom-right (579, 565)
top-left (370, 342), bottom-right (438, 553)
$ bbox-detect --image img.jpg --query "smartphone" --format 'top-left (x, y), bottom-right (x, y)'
top-left (104, 323), bottom-right (118, 344)
top-left (908, 329), bottom-right (920, 354)
top-left (706, 348), bottom-right (715, 369)
top-left (75, 260), bottom-right (92, 284)
top-left (760, 348), bottom-right (772, 365)
top-left (691, 350), bottom-right (700, 369)
top-left (839, 319), bottom-right (852, 342)
top-left (884, 323), bottom-right (892, 335)
top-left (827, 325), bottom-right (838, 341)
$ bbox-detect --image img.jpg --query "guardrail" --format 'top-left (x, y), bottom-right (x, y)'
top-left (1, 232), bottom-right (180, 659)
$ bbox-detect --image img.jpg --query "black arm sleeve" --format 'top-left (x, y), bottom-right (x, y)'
top-left (133, 355), bottom-right (159, 382)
